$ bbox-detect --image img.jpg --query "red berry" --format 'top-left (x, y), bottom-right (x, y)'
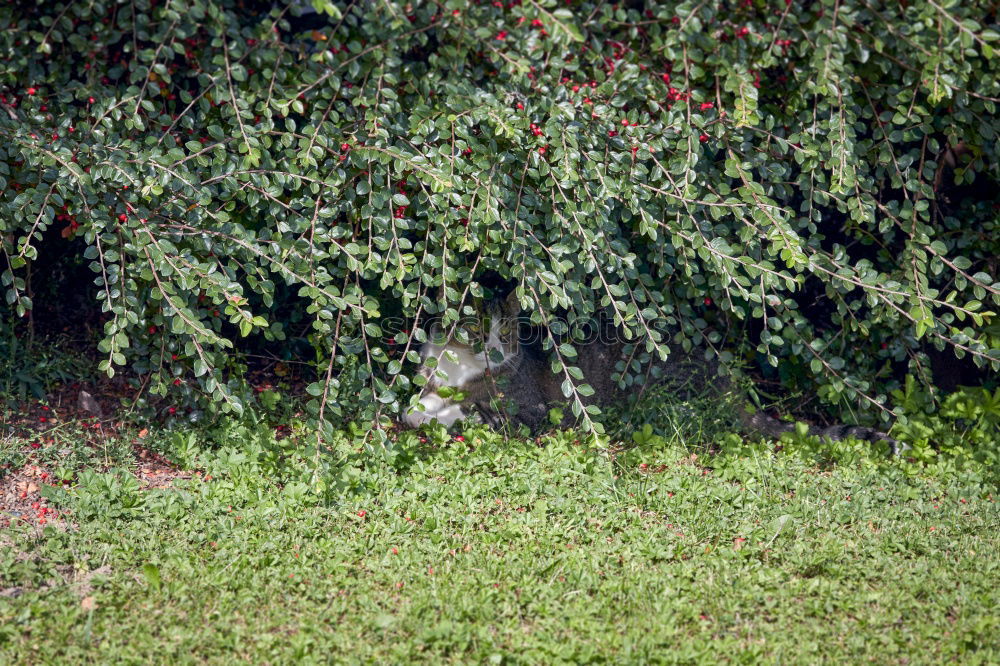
top-left (700, 102), bottom-right (714, 110)
top-left (699, 134), bottom-right (709, 142)
top-left (88, 97), bottom-right (95, 104)
top-left (148, 325), bottom-right (157, 334)
top-left (340, 142), bottom-right (349, 151)
top-left (26, 87), bottom-right (36, 96)
top-left (704, 297), bottom-right (712, 306)
top-left (118, 213), bottom-right (127, 222)
top-left (357, 510), bottom-right (367, 518)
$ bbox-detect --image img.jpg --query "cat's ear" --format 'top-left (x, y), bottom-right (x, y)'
top-left (503, 289), bottom-right (522, 316)
top-left (434, 283), bottom-right (448, 310)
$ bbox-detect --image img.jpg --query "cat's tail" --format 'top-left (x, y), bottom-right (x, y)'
top-left (742, 411), bottom-right (904, 456)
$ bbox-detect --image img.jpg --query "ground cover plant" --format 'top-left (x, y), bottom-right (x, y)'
top-left (1, 379), bottom-right (998, 663)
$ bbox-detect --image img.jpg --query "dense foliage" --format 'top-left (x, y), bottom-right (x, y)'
top-left (1, 0), bottom-right (998, 439)
top-left (4, 413), bottom-right (998, 662)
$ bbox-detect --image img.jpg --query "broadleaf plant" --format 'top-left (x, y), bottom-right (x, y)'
top-left (1, 0), bottom-right (997, 450)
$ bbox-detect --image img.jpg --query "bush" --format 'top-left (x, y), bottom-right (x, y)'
top-left (1, 0), bottom-right (998, 439)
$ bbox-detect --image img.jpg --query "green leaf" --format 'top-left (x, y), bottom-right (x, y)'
top-left (143, 564), bottom-right (161, 591)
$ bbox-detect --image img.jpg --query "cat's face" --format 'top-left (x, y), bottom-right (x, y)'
top-left (428, 291), bottom-right (520, 361)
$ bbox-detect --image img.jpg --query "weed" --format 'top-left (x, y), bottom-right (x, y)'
top-left (0, 404), bottom-right (997, 663)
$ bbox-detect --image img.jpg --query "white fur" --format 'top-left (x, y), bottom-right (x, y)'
top-left (425, 341), bottom-right (491, 388)
top-left (403, 319), bottom-right (510, 428)
top-left (404, 392), bottom-right (467, 427)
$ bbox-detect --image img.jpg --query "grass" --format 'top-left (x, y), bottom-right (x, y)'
top-left (1, 410), bottom-right (998, 664)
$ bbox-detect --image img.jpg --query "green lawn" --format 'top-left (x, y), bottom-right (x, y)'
top-left (1, 418), bottom-right (998, 664)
